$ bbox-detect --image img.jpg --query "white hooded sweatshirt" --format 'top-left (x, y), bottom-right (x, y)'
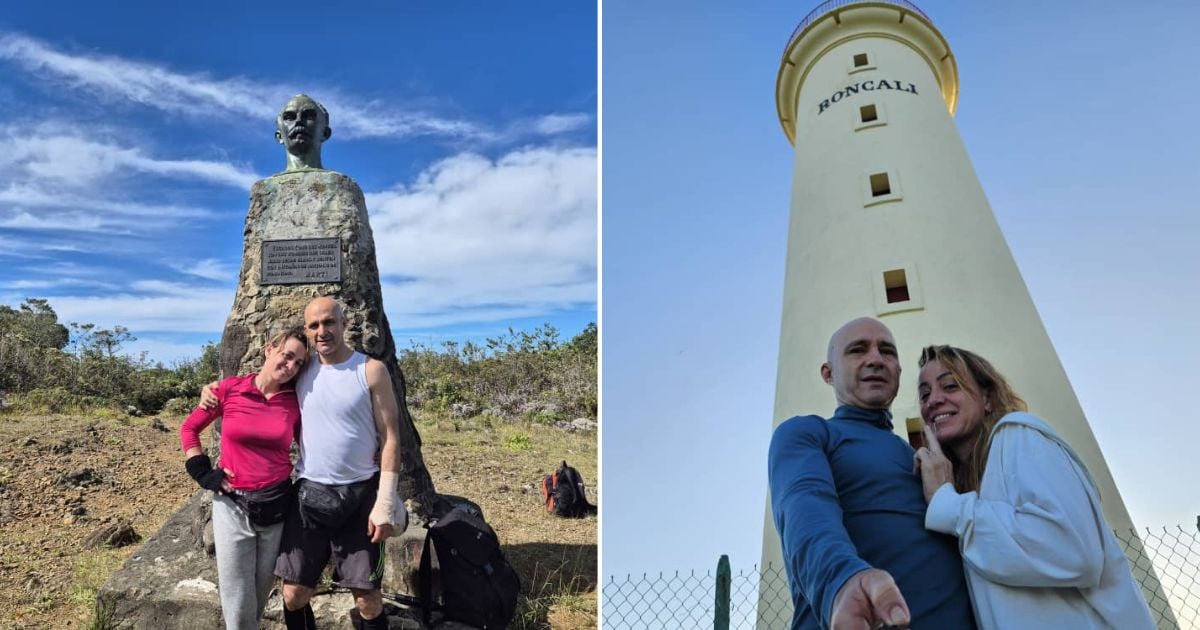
top-left (925, 412), bottom-right (1156, 629)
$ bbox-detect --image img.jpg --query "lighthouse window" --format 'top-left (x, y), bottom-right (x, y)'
top-left (874, 264), bottom-right (922, 315)
top-left (853, 53), bottom-right (869, 67)
top-left (855, 103), bottom-right (887, 131)
top-left (869, 173), bottom-right (891, 197)
top-left (906, 417), bottom-right (926, 449)
top-left (883, 269), bottom-right (910, 303)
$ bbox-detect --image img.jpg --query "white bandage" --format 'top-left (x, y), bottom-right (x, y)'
top-left (369, 471), bottom-right (405, 531)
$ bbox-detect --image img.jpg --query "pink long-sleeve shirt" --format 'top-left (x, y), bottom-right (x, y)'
top-left (179, 374), bottom-right (300, 491)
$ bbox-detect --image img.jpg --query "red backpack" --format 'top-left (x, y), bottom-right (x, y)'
top-left (541, 460), bottom-right (595, 518)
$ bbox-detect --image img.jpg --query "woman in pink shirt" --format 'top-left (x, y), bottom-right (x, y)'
top-left (180, 328), bottom-right (308, 630)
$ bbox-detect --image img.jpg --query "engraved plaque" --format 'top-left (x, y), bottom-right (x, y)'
top-left (261, 238), bottom-right (342, 285)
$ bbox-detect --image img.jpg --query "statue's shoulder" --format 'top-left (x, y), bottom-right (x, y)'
top-left (254, 169), bottom-right (361, 191)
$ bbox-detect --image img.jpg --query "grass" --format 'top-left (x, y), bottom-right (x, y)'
top-left (504, 432), bottom-right (534, 452)
top-left (69, 551), bottom-right (125, 610)
top-left (513, 549), bottom-right (598, 629)
top-left (84, 599), bottom-right (126, 630)
top-left (0, 409), bottom-right (595, 629)
top-left (413, 411), bottom-right (597, 629)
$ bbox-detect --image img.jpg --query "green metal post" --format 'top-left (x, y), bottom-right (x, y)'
top-left (715, 554), bottom-right (731, 630)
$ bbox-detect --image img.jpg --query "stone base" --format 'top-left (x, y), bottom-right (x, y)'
top-left (96, 492), bottom-right (222, 630)
top-left (97, 492), bottom-right (484, 629)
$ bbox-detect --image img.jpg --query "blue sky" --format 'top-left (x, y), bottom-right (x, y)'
top-left (0, 2), bottom-right (597, 363)
top-left (602, 0), bottom-right (1200, 581)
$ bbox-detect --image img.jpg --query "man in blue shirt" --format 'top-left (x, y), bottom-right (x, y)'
top-left (768, 317), bottom-right (976, 629)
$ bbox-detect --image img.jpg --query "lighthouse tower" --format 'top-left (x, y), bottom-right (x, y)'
top-left (759, 1), bottom-right (1169, 626)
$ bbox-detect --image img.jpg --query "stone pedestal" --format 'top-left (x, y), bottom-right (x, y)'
top-left (217, 169), bottom-right (438, 519)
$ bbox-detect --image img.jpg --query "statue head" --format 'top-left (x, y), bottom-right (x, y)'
top-left (275, 94), bottom-right (332, 172)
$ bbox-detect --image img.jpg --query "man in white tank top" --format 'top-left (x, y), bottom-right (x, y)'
top-left (277, 297), bottom-right (403, 630)
top-left (206, 297), bottom-right (405, 630)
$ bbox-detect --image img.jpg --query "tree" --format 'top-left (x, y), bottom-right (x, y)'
top-left (0, 298), bottom-right (70, 350)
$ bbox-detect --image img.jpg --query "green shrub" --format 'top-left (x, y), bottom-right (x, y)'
top-left (7, 387), bottom-right (113, 414)
top-left (503, 433), bottom-right (533, 452)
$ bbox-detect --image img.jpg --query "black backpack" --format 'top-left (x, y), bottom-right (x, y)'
top-left (419, 505), bottom-right (520, 629)
top-left (541, 460), bottom-right (595, 518)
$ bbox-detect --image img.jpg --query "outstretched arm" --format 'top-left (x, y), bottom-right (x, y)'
top-left (365, 358), bottom-right (403, 543)
top-left (769, 418), bottom-right (909, 628)
top-left (925, 421), bottom-right (1105, 588)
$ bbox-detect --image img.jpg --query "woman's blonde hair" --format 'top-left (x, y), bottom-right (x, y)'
top-left (918, 345), bottom-right (1027, 492)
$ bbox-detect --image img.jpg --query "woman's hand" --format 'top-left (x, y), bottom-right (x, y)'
top-left (914, 424), bottom-right (954, 503)
top-left (220, 469), bottom-right (236, 495)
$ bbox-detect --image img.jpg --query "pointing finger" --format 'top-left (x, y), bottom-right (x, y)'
top-left (922, 425), bottom-right (943, 455)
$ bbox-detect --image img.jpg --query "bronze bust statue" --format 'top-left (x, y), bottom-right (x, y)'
top-left (275, 94), bottom-right (332, 172)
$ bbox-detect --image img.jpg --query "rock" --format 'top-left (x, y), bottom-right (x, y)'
top-left (84, 518), bottom-right (139, 549)
top-left (21, 437), bottom-right (36, 447)
top-left (22, 571), bottom-right (42, 591)
top-left (149, 418), bottom-right (169, 432)
top-left (58, 467), bottom-right (101, 488)
top-left (570, 417), bottom-right (597, 431)
top-left (97, 493), bottom-right (223, 629)
top-left (202, 521), bottom-right (215, 557)
top-left (125, 405), bottom-right (142, 417)
top-left (449, 402), bottom-right (477, 419)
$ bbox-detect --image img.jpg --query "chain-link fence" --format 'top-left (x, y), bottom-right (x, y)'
top-left (604, 525), bottom-right (1200, 629)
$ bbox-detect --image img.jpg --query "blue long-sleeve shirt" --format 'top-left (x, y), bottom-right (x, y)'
top-left (768, 405), bottom-right (976, 629)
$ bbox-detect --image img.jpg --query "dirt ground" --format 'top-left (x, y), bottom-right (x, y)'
top-left (0, 410), bottom-right (597, 629)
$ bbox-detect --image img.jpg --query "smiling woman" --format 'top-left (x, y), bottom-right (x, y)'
top-left (179, 327), bottom-right (309, 630)
top-left (913, 344), bottom-right (1156, 629)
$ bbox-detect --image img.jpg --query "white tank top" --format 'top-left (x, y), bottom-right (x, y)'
top-left (294, 351), bottom-right (379, 484)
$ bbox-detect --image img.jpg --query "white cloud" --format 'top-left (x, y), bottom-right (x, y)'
top-left (0, 278), bottom-right (119, 291)
top-left (170, 258), bottom-right (237, 282)
top-left (531, 113), bottom-right (593, 135)
top-left (365, 146), bottom-right (597, 328)
top-left (0, 128), bottom-right (238, 234)
top-left (0, 32), bottom-right (589, 144)
top-left (46, 285), bottom-right (231, 333)
top-left (0, 211), bottom-right (112, 232)
top-left (123, 336), bottom-right (213, 366)
top-left (0, 33), bottom-right (482, 141)
top-left (0, 128), bottom-right (259, 190)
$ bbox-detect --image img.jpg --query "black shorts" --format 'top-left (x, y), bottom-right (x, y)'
top-left (274, 477), bottom-right (385, 590)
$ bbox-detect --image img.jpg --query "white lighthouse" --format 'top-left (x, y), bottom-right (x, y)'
top-left (759, 1), bottom-right (1172, 626)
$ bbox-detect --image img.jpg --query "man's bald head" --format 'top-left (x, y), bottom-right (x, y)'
top-left (821, 317), bottom-right (901, 409)
top-left (303, 297), bottom-right (350, 362)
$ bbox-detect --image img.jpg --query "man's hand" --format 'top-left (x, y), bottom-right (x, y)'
top-left (914, 425), bottom-right (954, 503)
top-left (830, 568), bottom-right (910, 630)
top-left (198, 381), bottom-right (220, 410)
top-left (367, 520), bottom-right (394, 544)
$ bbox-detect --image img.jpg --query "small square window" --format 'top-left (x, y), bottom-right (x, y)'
top-left (883, 269), bottom-right (910, 303)
top-left (853, 53), bottom-right (869, 67)
top-left (872, 264), bottom-right (923, 315)
top-left (854, 103), bottom-right (887, 131)
top-left (869, 173), bottom-right (891, 197)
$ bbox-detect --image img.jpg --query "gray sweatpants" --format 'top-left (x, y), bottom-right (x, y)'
top-left (212, 494), bottom-right (285, 630)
